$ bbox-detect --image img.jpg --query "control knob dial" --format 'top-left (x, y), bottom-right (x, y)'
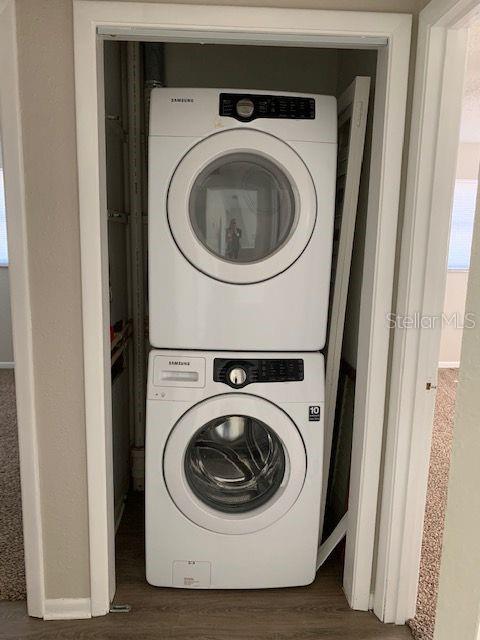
top-left (229, 367), bottom-right (247, 386)
top-left (236, 98), bottom-right (254, 119)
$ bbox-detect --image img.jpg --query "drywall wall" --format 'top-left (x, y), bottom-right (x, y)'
top-left (433, 164), bottom-right (480, 640)
top-left (457, 142), bottom-right (480, 178)
top-left (434, 23), bottom-right (480, 638)
top-left (416, 0), bottom-right (431, 10)
top-left (438, 142), bottom-right (480, 367)
top-left (0, 268), bottom-right (13, 364)
top-left (439, 271), bottom-right (469, 366)
top-left (164, 43), bottom-right (340, 94)
top-left (14, 0), bottom-right (418, 604)
top-left (15, 0), bottom-right (90, 600)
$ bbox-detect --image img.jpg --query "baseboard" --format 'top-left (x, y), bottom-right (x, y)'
top-left (44, 597), bottom-right (92, 620)
top-left (438, 361), bottom-right (460, 369)
top-left (0, 361), bottom-right (14, 368)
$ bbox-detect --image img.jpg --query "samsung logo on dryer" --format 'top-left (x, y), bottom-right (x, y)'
top-left (170, 98), bottom-right (194, 103)
top-left (169, 360), bottom-right (191, 366)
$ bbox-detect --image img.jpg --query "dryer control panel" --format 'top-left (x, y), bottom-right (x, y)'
top-left (214, 358), bottom-right (304, 389)
top-left (219, 93), bottom-right (316, 122)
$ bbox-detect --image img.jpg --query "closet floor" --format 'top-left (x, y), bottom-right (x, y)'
top-left (0, 493), bottom-right (412, 639)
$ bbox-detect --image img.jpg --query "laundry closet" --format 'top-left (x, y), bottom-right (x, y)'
top-left (103, 39), bottom-right (375, 592)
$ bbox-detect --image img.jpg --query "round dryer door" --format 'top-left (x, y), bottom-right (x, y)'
top-left (163, 394), bottom-right (306, 534)
top-left (167, 129), bottom-right (317, 284)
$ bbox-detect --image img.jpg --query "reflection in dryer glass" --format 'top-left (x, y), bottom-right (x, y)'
top-left (189, 153), bottom-right (296, 264)
top-left (184, 415), bottom-right (286, 513)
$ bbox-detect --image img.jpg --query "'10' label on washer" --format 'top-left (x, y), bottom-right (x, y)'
top-left (309, 406), bottom-right (321, 421)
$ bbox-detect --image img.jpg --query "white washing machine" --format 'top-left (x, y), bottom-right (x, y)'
top-left (145, 350), bottom-right (324, 589)
top-left (148, 88), bottom-right (337, 351)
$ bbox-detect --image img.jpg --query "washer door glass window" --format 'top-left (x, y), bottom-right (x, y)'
top-left (163, 394), bottom-right (306, 534)
top-left (185, 414), bottom-right (286, 513)
top-left (189, 154), bottom-right (296, 264)
top-left (167, 129), bottom-right (317, 284)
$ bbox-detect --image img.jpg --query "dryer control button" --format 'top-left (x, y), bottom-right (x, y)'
top-left (236, 98), bottom-right (254, 118)
top-left (229, 367), bottom-right (247, 386)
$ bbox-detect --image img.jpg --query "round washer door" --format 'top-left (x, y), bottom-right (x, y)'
top-left (167, 129), bottom-right (317, 284)
top-left (163, 394), bottom-right (306, 534)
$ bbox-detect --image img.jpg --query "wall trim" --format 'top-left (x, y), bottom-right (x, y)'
top-left (73, 0), bottom-right (411, 619)
top-left (44, 598), bottom-right (92, 621)
top-left (0, 361), bottom-right (14, 368)
top-left (439, 361), bottom-right (460, 369)
top-left (374, 0), bottom-right (478, 625)
top-left (0, 0), bottom-right (46, 619)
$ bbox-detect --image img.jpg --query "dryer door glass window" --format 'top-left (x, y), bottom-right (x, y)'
top-left (184, 414), bottom-right (286, 513)
top-left (189, 153), bottom-right (296, 264)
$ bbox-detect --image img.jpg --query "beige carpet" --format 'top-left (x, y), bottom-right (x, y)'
top-left (408, 368), bottom-right (457, 640)
top-left (0, 369), bottom-right (26, 600)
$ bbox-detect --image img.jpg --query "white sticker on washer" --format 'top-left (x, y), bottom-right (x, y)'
top-left (172, 560), bottom-right (211, 588)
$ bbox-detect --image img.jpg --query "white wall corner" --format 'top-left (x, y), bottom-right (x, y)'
top-left (43, 597), bottom-right (92, 620)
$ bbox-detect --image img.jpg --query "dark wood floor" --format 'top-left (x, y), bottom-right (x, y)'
top-left (0, 495), bottom-right (412, 639)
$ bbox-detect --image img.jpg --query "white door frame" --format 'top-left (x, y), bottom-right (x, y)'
top-left (374, 0), bottom-right (478, 625)
top-left (73, 0), bottom-right (411, 618)
top-left (0, 0), bottom-right (45, 618)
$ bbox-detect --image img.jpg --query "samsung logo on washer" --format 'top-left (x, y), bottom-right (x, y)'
top-left (170, 98), bottom-right (194, 103)
top-left (169, 360), bottom-right (190, 366)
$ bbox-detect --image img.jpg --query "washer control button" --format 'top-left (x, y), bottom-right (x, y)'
top-left (229, 367), bottom-right (247, 386)
top-left (236, 98), bottom-right (254, 119)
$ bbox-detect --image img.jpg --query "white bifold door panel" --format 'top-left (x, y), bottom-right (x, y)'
top-left (317, 76), bottom-right (371, 566)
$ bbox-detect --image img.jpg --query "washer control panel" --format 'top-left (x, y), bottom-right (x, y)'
top-left (219, 93), bottom-right (316, 122)
top-left (214, 358), bottom-right (304, 389)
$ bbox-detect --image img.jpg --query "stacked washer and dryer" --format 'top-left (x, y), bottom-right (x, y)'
top-left (145, 88), bottom-right (337, 589)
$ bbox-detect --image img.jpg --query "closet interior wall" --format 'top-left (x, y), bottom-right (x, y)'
top-left (103, 39), bottom-right (377, 538)
top-left (104, 41), bottom-right (166, 526)
top-left (104, 41), bottom-right (132, 529)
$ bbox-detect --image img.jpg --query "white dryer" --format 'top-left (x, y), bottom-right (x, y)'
top-left (148, 88), bottom-right (337, 351)
top-left (145, 350), bottom-right (324, 589)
